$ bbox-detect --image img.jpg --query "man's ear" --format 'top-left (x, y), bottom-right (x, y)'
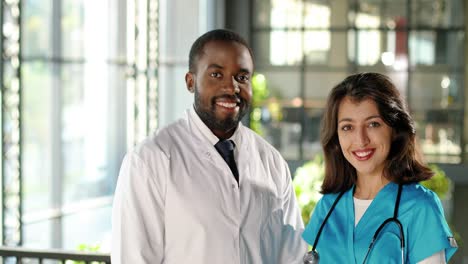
top-left (185, 72), bottom-right (195, 93)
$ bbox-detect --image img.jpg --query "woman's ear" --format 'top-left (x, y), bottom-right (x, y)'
top-left (185, 72), bottom-right (195, 93)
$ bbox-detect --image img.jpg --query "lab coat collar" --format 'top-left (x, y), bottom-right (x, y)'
top-left (187, 107), bottom-right (248, 186)
top-left (188, 106), bottom-right (242, 147)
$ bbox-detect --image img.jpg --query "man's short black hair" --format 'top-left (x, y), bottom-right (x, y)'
top-left (188, 28), bottom-right (253, 72)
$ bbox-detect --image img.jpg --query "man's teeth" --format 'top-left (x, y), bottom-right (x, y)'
top-left (355, 150), bottom-right (372, 157)
top-left (217, 102), bottom-right (237, 108)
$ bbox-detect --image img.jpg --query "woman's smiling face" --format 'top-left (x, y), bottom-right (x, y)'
top-left (337, 96), bottom-right (393, 178)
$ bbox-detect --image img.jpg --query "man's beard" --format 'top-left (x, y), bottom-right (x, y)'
top-left (194, 88), bottom-right (250, 133)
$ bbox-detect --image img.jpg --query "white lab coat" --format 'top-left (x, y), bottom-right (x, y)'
top-left (111, 108), bottom-right (307, 264)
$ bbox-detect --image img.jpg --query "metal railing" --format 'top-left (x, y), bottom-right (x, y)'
top-left (0, 246), bottom-right (110, 264)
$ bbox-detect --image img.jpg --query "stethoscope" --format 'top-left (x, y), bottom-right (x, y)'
top-left (303, 184), bottom-right (405, 264)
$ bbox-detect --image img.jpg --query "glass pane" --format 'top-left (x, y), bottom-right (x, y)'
top-left (22, 0), bottom-right (52, 57)
top-left (252, 0), bottom-right (272, 28)
top-left (251, 70), bottom-right (301, 160)
top-left (409, 30), bottom-right (464, 67)
top-left (63, 205), bottom-right (112, 251)
top-left (304, 30), bottom-right (331, 65)
top-left (252, 0), bottom-right (333, 66)
top-left (269, 0), bottom-right (305, 29)
top-left (23, 220), bottom-right (52, 248)
top-left (22, 62), bottom-right (53, 213)
top-left (62, 0), bottom-right (110, 60)
top-left (254, 30), bottom-right (339, 66)
top-left (410, 72), bottom-right (463, 164)
top-left (304, 71), bottom-right (348, 102)
top-left (62, 62), bottom-right (113, 204)
top-left (349, 29), bottom-right (381, 66)
top-left (303, 72), bottom-right (349, 159)
top-left (410, 72), bottom-right (463, 111)
top-left (62, 0), bottom-right (85, 59)
top-left (411, 0), bottom-right (464, 27)
top-left (253, 31), bottom-right (300, 66)
top-left (415, 109), bottom-right (462, 164)
top-left (305, 31), bottom-right (347, 67)
top-left (349, 29), bottom-right (409, 67)
top-left (350, 0), bottom-right (407, 29)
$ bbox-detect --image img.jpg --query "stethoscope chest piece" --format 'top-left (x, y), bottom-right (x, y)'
top-left (303, 250), bottom-right (319, 264)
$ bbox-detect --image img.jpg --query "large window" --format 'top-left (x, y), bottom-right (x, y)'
top-left (1, 0), bottom-right (158, 250)
top-left (252, 0), bottom-right (465, 167)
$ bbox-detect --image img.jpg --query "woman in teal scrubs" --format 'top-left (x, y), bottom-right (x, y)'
top-left (302, 73), bottom-right (458, 263)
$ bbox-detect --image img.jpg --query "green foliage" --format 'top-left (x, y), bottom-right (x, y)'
top-left (66, 243), bottom-right (102, 264)
top-left (251, 73), bottom-right (269, 105)
top-left (422, 164), bottom-right (462, 247)
top-left (421, 164), bottom-right (451, 199)
top-left (250, 73), bottom-right (269, 135)
top-left (292, 154), bottom-right (325, 225)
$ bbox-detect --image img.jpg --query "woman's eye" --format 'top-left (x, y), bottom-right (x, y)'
top-left (210, 72), bottom-right (221, 78)
top-left (341, 125), bottom-right (352, 131)
top-left (369, 121), bottom-right (381, 128)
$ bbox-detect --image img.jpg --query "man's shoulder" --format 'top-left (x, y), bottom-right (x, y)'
top-left (132, 117), bottom-right (189, 157)
top-left (154, 117), bottom-right (188, 140)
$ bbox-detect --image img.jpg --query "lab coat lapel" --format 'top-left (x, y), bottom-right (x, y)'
top-left (235, 127), bottom-right (250, 186)
top-left (185, 123), bottom-right (226, 175)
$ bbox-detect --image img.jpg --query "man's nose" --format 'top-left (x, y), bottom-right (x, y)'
top-left (223, 76), bottom-right (240, 94)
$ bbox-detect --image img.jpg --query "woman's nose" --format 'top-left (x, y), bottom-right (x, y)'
top-left (356, 127), bottom-right (370, 147)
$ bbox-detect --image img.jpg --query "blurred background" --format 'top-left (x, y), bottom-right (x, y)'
top-left (0, 0), bottom-right (467, 263)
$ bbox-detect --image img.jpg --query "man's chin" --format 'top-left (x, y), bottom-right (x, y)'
top-left (214, 117), bottom-right (239, 131)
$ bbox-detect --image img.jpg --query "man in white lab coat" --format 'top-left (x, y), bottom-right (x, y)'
top-left (111, 29), bottom-right (307, 264)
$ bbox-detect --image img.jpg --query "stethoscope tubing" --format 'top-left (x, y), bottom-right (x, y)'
top-left (308, 184), bottom-right (405, 264)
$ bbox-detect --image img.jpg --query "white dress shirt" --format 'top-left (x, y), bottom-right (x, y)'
top-left (111, 108), bottom-right (307, 264)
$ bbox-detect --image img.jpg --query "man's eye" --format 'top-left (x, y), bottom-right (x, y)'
top-left (236, 75), bottom-right (250, 83)
top-left (210, 72), bottom-right (221, 78)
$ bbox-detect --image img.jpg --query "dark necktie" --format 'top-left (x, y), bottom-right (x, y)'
top-left (214, 139), bottom-right (239, 183)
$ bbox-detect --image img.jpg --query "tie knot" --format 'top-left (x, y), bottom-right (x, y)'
top-left (214, 139), bottom-right (239, 183)
top-left (215, 139), bottom-right (235, 157)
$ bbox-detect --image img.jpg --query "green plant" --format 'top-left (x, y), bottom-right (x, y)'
top-left (66, 243), bottom-right (102, 264)
top-left (421, 164), bottom-right (462, 247)
top-left (421, 164), bottom-right (451, 199)
top-left (292, 154), bottom-right (325, 225)
top-left (250, 73), bottom-right (269, 135)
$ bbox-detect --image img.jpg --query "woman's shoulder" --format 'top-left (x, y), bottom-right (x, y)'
top-left (315, 190), bottom-right (349, 212)
top-left (319, 192), bottom-right (344, 204)
top-left (401, 183), bottom-right (443, 212)
top-left (403, 183), bottom-right (438, 200)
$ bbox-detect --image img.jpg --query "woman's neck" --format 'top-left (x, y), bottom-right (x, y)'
top-left (354, 174), bottom-right (390, 200)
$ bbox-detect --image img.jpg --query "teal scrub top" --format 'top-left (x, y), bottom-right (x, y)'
top-left (302, 182), bottom-right (458, 263)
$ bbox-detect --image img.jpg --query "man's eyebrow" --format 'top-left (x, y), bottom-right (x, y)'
top-left (207, 63), bottom-right (223, 69)
top-left (239, 68), bottom-right (251, 74)
top-left (207, 64), bottom-right (252, 75)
